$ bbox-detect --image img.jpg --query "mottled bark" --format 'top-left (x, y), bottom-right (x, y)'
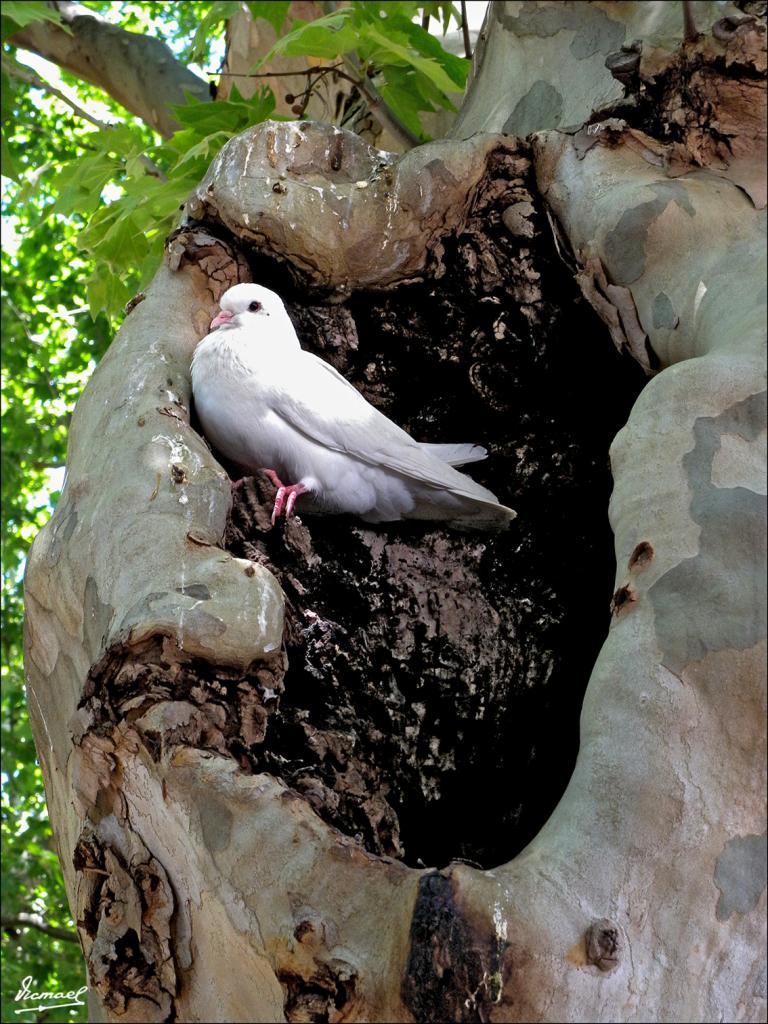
top-left (23, 3), bottom-right (767, 1023)
top-left (454, 0), bottom-right (763, 174)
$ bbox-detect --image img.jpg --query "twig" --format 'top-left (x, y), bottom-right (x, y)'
top-left (421, 11), bottom-right (430, 31)
top-left (292, 65), bottom-right (360, 116)
top-left (215, 63), bottom-right (360, 118)
top-left (460, 0), bottom-right (472, 59)
top-left (215, 63), bottom-right (346, 79)
top-left (4, 296), bottom-right (38, 345)
top-left (682, 0), bottom-right (699, 42)
top-left (4, 56), bottom-right (104, 127)
top-left (4, 298), bottom-right (61, 396)
top-left (2, 912), bottom-right (79, 944)
top-left (3, 58), bottom-right (167, 180)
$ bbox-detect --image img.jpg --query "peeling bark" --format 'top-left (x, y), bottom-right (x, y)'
top-left (456, 1), bottom-right (767, 210)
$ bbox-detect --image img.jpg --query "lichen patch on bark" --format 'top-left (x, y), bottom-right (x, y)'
top-left (714, 833), bottom-right (768, 920)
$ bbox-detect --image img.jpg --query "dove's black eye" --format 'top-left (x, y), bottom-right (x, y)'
top-left (248, 300), bottom-right (262, 312)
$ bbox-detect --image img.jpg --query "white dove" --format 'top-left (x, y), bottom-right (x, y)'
top-left (191, 283), bottom-right (515, 529)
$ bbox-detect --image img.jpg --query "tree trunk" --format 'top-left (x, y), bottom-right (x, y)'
top-left (24, 3), bottom-right (766, 1022)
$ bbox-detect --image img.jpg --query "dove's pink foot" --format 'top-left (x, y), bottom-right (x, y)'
top-left (262, 470), bottom-right (283, 490)
top-left (262, 470), bottom-right (308, 524)
top-left (276, 483), bottom-right (308, 521)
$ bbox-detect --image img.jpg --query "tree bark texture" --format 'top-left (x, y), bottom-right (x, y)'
top-left (455, 0), bottom-right (766, 213)
top-left (23, 3), bottom-right (766, 1022)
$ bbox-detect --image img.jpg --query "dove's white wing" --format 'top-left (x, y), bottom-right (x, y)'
top-left (267, 351), bottom-right (512, 514)
top-left (420, 442), bottom-right (487, 466)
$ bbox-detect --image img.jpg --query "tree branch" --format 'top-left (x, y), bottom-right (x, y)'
top-left (460, 0), bottom-right (473, 59)
top-left (3, 56), bottom-right (102, 129)
top-left (217, 63), bottom-right (345, 80)
top-left (2, 912), bottom-right (79, 944)
top-left (8, 0), bottom-right (210, 138)
top-left (3, 58), bottom-right (167, 180)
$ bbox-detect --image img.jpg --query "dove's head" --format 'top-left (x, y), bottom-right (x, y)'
top-left (210, 284), bottom-right (288, 331)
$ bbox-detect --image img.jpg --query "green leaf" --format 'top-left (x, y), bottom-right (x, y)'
top-left (382, 13), bottom-right (469, 88)
top-left (81, 209), bottom-right (150, 266)
top-left (259, 9), bottom-right (359, 63)
top-left (171, 130), bottom-right (232, 170)
top-left (1, 132), bottom-right (19, 179)
top-left (420, 2), bottom-right (463, 33)
top-left (147, 177), bottom-right (200, 218)
top-left (360, 23), bottom-right (460, 94)
top-left (399, 62), bottom-right (458, 114)
top-left (352, 2), bottom-right (459, 33)
top-left (1, 0), bottom-right (71, 39)
top-left (378, 77), bottom-right (429, 140)
top-left (86, 267), bottom-right (130, 321)
top-left (124, 152), bottom-right (147, 179)
top-left (187, 1), bottom-right (241, 64)
top-left (247, 1), bottom-right (290, 35)
top-left (1, 70), bottom-right (14, 122)
top-left (173, 94), bottom-right (243, 133)
top-left (46, 154), bottom-right (121, 217)
top-left (173, 86), bottom-right (275, 137)
top-left (88, 124), bottom-right (147, 159)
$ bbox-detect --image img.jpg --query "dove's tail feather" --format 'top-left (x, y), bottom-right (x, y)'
top-left (398, 493), bottom-right (516, 531)
top-left (440, 492), bottom-right (516, 530)
top-left (420, 442), bottom-right (488, 466)
top-left (379, 474), bottom-right (516, 530)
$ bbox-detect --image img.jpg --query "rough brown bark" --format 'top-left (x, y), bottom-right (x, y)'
top-left (218, 196), bottom-right (644, 867)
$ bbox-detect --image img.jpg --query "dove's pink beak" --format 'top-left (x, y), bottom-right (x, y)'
top-left (210, 310), bottom-right (234, 330)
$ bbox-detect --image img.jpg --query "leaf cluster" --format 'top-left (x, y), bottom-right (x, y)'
top-left (263, 1), bottom-right (468, 137)
top-left (3, 1), bottom-right (468, 321)
top-left (67, 85), bottom-right (275, 320)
